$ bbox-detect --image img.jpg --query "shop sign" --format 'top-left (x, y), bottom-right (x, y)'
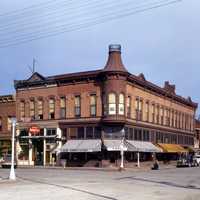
top-left (29, 126), bottom-right (40, 135)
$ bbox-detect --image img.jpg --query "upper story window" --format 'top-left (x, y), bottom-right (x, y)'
top-left (49, 98), bottom-right (55, 119)
top-left (118, 93), bottom-right (125, 115)
top-left (127, 96), bottom-right (131, 118)
top-left (108, 93), bottom-right (116, 115)
top-left (160, 107), bottom-right (164, 125)
top-left (60, 97), bottom-right (66, 119)
top-left (0, 116), bottom-right (2, 131)
top-left (156, 105), bottom-right (160, 124)
top-left (151, 103), bottom-right (155, 123)
top-left (135, 97), bottom-right (142, 121)
top-left (165, 108), bottom-right (170, 126)
top-left (20, 101), bottom-right (25, 121)
top-left (171, 110), bottom-right (174, 127)
top-left (145, 101), bottom-right (149, 122)
top-left (38, 99), bottom-right (43, 120)
top-left (7, 117), bottom-right (12, 131)
top-left (174, 111), bottom-right (177, 128)
top-left (90, 94), bottom-right (96, 117)
top-left (75, 95), bottom-right (81, 117)
top-left (30, 100), bottom-right (35, 120)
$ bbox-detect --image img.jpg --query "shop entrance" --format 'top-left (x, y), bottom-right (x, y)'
top-left (32, 139), bottom-right (44, 166)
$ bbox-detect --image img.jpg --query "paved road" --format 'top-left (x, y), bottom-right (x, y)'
top-left (0, 167), bottom-right (200, 200)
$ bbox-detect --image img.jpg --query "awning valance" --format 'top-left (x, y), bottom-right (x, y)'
top-left (157, 143), bottom-right (188, 153)
top-left (20, 135), bottom-right (56, 139)
top-left (103, 140), bottom-right (136, 151)
top-left (127, 140), bottom-right (162, 152)
top-left (60, 139), bottom-right (101, 153)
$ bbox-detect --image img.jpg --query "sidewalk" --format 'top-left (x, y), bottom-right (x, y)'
top-left (17, 161), bottom-right (177, 172)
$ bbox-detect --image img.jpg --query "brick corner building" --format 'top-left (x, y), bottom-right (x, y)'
top-left (14, 44), bottom-right (198, 167)
top-left (0, 95), bottom-right (16, 157)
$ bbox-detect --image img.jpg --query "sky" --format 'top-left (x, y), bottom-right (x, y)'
top-left (0, 0), bottom-right (199, 115)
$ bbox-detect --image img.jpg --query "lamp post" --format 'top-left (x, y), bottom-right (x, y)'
top-left (120, 128), bottom-right (125, 170)
top-left (9, 118), bottom-right (16, 180)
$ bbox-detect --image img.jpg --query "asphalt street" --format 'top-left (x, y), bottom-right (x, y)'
top-left (0, 167), bottom-right (200, 200)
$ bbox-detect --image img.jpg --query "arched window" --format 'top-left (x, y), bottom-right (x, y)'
top-left (118, 93), bottom-right (125, 115)
top-left (108, 93), bottom-right (116, 115)
top-left (0, 116), bottom-right (2, 131)
top-left (49, 98), bottom-right (55, 119)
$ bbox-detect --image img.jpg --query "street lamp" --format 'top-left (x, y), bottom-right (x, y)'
top-left (9, 118), bottom-right (16, 181)
top-left (120, 128), bottom-right (125, 170)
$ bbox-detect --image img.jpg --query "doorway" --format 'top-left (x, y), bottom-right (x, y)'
top-left (32, 139), bottom-right (44, 166)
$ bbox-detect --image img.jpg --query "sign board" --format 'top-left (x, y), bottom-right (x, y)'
top-left (29, 126), bottom-right (40, 135)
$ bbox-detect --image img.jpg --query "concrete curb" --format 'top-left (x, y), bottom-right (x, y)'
top-left (16, 165), bottom-right (177, 172)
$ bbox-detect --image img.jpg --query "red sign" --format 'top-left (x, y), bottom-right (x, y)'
top-left (29, 126), bottom-right (40, 135)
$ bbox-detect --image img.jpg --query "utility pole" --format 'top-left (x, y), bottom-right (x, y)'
top-left (9, 118), bottom-right (16, 180)
top-left (28, 58), bottom-right (36, 75)
top-left (120, 128), bottom-right (125, 170)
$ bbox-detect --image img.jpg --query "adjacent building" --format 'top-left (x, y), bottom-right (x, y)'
top-left (14, 45), bottom-right (198, 167)
top-left (194, 119), bottom-right (200, 149)
top-left (0, 95), bottom-right (16, 157)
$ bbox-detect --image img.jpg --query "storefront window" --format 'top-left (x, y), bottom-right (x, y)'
top-left (94, 127), bottom-right (101, 139)
top-left (125, 127), bottom-right (129, 139)
top-left (70, 127), bottom-right (77, 139)
top-left (47, 129), bottom-right (56, 136)
top-left (143, 130), bottom-right (150, 141)
top-left (129, 128), bottom-right (133, 140)
top-left (77, 127), bottom-right (84, 139)
top-left (86, 127), bottom-right (93, 139)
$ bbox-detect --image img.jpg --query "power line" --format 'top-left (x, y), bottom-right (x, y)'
top-left (0, 0), bottom-right (182, 47)
top-left (0, 0), bottom-right (63, 18)
top-left (0, 0), bottom-right (152, 34)
top-left (0, 0), bottom-right (123, 31)
top-left (0, 0), bottom-right (182, 48)
top-left (0, 0), bottom-right (182, 43)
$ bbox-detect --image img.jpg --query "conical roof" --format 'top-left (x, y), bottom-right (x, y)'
top-left (104, 44), bottom-right (128, 72)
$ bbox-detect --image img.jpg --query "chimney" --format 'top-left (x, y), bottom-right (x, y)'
top-left (164, 81), bottom-right (176, 94)
top-left (104, 44), bottom-right (128, 72)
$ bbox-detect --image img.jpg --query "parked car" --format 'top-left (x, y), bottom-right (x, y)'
top-left (193, 155), bottom-right (200, 166)
top-left (1, 154), bottom-right (17, 168)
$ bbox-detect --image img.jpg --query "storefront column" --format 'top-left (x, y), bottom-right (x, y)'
top-left (43, 128), bottom-right (47, 166)
top-left (29, 139), bottom-right (33, 165)
top-left (56, 127), bottom-right (62, 166)
top-left (137, 152), bottom-right (140, 168)
top-left (57, 127), bottom-right (62, 149)
top-left (15, 129), bottom-right (20, 164)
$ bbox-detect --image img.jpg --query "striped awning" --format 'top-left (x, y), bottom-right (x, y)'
top-left (60, 139), bottom-right (101, 153)
top-left (127, 140), bottom-right (161, 152)
top-left (157, 143), bottom-right (188, 153)
top-left (103, 140), bottom-right (136, 151)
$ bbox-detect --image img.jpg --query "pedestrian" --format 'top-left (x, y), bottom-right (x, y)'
top-left (151, 159), bottom-right (159, 170)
